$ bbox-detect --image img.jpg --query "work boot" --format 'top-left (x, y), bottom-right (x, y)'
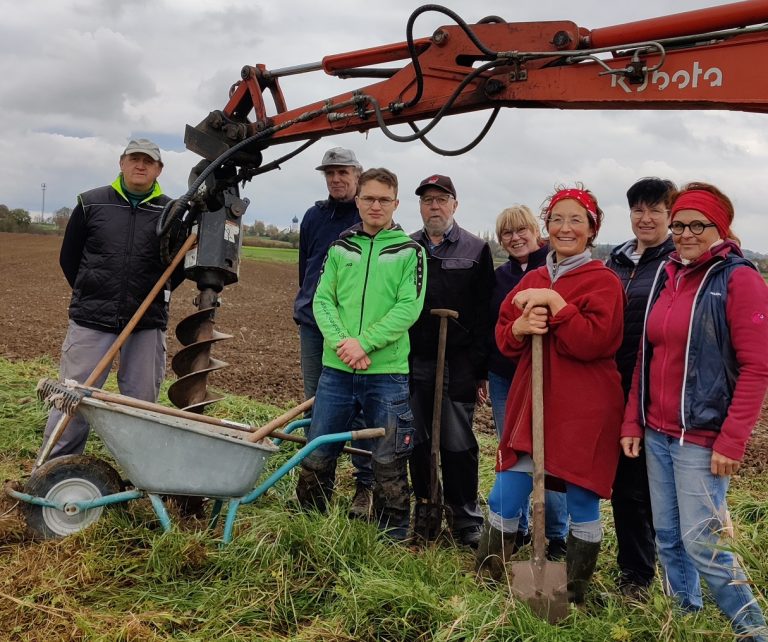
top-left (546, 537), bottom-right (567, 561)
top-left (348, 483), bottom-right (373, 521)
top-left (295, 461), bottom-right (336, 513)
top-left (453, 524), bottom-right (482, 550)
top-left (566, 533), bottom-right (601, 604)
top-left (372, 459), bottom-right (410, 541)
top-left (475, 520), bottom-right (521, 581)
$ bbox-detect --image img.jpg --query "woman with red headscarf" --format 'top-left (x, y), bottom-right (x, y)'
top-left (476, 184), bottom-right (625, 605)
top-left (621, 182), bottom-right (767, 640)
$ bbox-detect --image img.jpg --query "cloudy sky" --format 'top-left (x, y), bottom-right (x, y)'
top-left (2, 0), bottom-right (768, 252)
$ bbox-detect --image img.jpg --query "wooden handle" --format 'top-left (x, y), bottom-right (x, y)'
top-left (531, 334), bottom-right (546, 565)
top-left (246, 397), bottom-right (315, 442)
top-left (35, 233), bottom-right (197, 467)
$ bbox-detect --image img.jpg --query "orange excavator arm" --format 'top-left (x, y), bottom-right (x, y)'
top-left (185, 0), bottom-right (768, 162)
top-left (164, 1), bottom-right (768, 413)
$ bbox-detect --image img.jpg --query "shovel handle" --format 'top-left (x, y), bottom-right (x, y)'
top-left (531, 334), bottom-right (546, 566)
top-left (350, 427), bottom-right (385, 441)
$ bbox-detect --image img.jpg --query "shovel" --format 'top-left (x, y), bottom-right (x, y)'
top-left (414, 308), bottom-right (458, 542)
top-left (510, 333), bottom-right (569, 623)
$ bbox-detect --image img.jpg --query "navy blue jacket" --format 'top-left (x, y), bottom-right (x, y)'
top-left (293, 197), bottom-right (360, 328)
top-left (606, 237), bottom-right (674, 397)
top-left (488, 244), bottom-right (549, 379)
top-left (409, 224), bottom-right (495, 401)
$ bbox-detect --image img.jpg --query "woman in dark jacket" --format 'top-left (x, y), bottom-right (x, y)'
top-left (621, 182), bottom-right (768, 641)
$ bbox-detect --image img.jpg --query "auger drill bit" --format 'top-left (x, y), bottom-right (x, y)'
top-left (168, 288), bottom-right (232, 412)
top-left (166, 162), bottom-right (248, 415)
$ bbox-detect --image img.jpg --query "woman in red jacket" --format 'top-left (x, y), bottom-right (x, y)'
top-left (476, 185), bottom-right (625, 605)
top-left (621, 183), bottom-right (767, 640)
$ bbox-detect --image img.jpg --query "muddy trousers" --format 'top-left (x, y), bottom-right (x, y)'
top-left (297, 457), bottom-right (410, 539)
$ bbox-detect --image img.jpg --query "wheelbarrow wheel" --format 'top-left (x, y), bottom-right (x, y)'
top-left (22, 455), bottom-right (122, 540)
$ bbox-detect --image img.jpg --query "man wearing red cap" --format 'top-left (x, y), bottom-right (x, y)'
top-left (408, 174), bottom-right (495, 548)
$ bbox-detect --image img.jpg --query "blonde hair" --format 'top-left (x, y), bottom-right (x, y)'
top-left (495, 205), bottom-right (541, 244)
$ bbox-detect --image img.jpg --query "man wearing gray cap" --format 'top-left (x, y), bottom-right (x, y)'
top-left (408, 174), bottom-right (495, 548)
top-left (292, 146), bottom-right (375, 518)
top-left (39, 138), bottom-right (184, 458)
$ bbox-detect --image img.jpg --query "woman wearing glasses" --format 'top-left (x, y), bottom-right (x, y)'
top-left (621, 182), bottom-right (768, 640)
top-left (476, 185), bottom-right (625, 606)
top-left (485, 205), bottom-right (569, 562)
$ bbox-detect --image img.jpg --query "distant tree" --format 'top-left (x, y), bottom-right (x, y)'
top-left (265, 224), bottom-right (280, 239)
top-left (54, 206), bottom-right (72, 232)
top-left (0, 204), bottom-right (9, 219)
top-left (10, 208), bottom-right (31, 229)
top-left (0, 207), bottom-right (31, 232)
top-left (252, 220), bottom-right (266, 236)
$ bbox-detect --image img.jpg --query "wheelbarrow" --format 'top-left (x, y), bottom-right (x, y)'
top-left (7, 379), bottom-right (383, 544)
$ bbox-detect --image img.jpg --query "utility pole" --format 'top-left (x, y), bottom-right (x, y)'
top-left (41, 183), bottom-right (46, 223)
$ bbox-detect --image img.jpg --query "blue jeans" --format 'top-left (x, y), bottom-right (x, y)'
top-left (645, 428), bottom-right (767, 640)
top-left (303, 367), bottom-right (414, 539)
top-left (488, 470), bottom-right (600, 535)
top-left (299, 324), bottom-right (373, 486)
top-left (488, 371), bottom-right (569, 540)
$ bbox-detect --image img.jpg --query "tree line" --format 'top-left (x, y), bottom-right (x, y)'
top-left (0, 204), bottom-right (71, 233)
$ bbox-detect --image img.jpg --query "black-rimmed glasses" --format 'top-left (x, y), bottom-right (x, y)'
top-left (669, 221), bottom-right (717, 235)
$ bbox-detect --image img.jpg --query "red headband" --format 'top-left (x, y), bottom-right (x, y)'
top-left (671, 190), bottom-right (731, 239)
top-left (547, 189), bottom-right (600, 233)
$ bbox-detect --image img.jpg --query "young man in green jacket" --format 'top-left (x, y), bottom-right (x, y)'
top-left (296, 167), bottom-right (427, 541)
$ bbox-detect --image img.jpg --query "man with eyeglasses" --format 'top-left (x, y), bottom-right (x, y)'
top-left (292, 147), bottom-right (375, 520)
top-left (605, 176), bottom-right (676, 599)
top-left (295, 168), bottom-right (427, 542)
top-left (408, 174), bottom-right (495, 549)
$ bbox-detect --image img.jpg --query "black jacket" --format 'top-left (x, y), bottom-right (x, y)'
top-left (606, 236), bottom-right (674, 397)
top-left (409, 224), bottom-right (495, 401)
top-left (61, 178), bottom-right (174, 332)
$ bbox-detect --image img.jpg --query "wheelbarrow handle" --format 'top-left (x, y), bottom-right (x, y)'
top-left (350, 427), bottom-right (386, 441)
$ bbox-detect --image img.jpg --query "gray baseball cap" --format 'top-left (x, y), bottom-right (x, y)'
top-left (315, 147), bottom-right (361, 171)
top-left (122, 138), bottom-right (162, 163)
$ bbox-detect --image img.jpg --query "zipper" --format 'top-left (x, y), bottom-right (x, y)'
top-left (118, 202), bottom-right (138, 328)
top-left (355, 235), bottom-right (375, 373)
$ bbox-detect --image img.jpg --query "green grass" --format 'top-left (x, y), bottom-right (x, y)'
top-left (1, 356), bottom-right (766, 640)
top-left (240, 246), bottom-right (299, 263)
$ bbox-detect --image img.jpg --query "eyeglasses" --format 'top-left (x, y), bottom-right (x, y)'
top-left (547, 216), bottom-right (589, 228)
top-left (630, 206), bottom-right (668, 218)
top-left (500, 227), bottom-right (531, 239)
top-left (419, 195), bottom-right (453, 206)
top-left (669, 221), bottom-right (718, 235)
top-left (357, 195), bottom-right (396, 207)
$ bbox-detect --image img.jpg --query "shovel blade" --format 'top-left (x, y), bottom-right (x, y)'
top-left (510, 560), bottom-right (569, 623)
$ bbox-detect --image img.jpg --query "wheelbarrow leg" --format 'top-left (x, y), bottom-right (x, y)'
top-left (148, 494), bottom-right (173, 533)
top-left (222, 499), bottom-right (242, 545)
top-left (208, 500), bottom-right (224, 531)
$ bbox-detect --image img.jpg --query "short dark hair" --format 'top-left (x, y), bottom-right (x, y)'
top-left (358, 168), bottom-right (398, 196)
top-left (626, 177), bottom-right (677, 209)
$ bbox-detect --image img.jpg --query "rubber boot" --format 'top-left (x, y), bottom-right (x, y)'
top-left (475, 520), bottom-right (520, 581)
top-left (372, 459), bottom-right (410, 542)
top-left (295, 460), bottom-right (336, 513)
top-left (566, 532), bottom-right (601, 604)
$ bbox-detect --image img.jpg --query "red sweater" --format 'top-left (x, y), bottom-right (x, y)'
top-left (495, 260), bottom-right (625, 498)
top-left (622, 244), bottom-right (768, 461)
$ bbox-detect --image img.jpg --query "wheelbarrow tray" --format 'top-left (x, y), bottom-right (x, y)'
top-left (77, 397), bottom-right (278, 498)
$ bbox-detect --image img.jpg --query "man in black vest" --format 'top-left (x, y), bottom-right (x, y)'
top-left (606, 176), bottom-right (676, 598)
top-left (40, 138), bottom-right (183, 458)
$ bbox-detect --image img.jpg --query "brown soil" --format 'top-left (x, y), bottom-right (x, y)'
top-left (0, 232), bottom-right (765, 475)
